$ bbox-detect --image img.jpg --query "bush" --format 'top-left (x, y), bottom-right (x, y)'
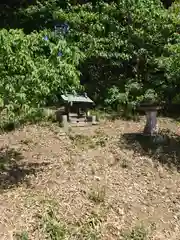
top-left (54, 0), bottom-right (179, 109)
top-left (0, 0), bottom-right (180, 119)
top-left (0, 29), bottom-right (84, 126)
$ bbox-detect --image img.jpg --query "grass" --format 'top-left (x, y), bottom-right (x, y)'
top-left (122, 226), bottom-right (148, 240)
top-left (31, 207), bottom-right (102, 240)
top-left (43, 209), bottom-right (69, 240)
top-left (120, 158), bottom-right (131, 169)
top-left (88, 185), bottom-right (106, 204)
top-left (68, 129), bottom-right (109, 149)
top-left (15, 231), bottom-right (29, 240)
top-left (16, 212), bottom-right (147, 240)
top-left (69, 134), bottom-right (94, 148)
top-left (77, 212), bottom-right (102, 240)
top-left (1, 117), bottom-right (180, 239)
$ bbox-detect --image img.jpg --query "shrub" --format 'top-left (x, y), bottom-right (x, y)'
top-left (54, 0), bottom-right (178, 109)
top-left (0, 29), bottom-right (84, 126)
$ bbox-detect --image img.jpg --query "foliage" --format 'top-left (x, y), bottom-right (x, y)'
top-left (43, 209), bottom-right (69, 240)
top-left (157, 0), bottom-right (180, 104)
top-left (15, 231), bottom-right (29, 240)
top-left (0, 29), bottom-right (84, 127)
top-left (0, 0), bottom-right (180, 123)
top-left (53, 0), bottom-right (177, 109)
top-left (41, 208), bottom-right (101, 239)
top-left (122, 225), bottom-right (148, 240)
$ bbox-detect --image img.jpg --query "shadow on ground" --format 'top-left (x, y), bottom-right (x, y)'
top-left (0, 146), bottom-right (49, 190)
top-left (120, 129), bottom-right (180, 171)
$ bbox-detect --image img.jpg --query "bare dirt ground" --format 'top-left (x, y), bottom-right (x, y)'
top-left (0, 117), bottom-right (180, 240)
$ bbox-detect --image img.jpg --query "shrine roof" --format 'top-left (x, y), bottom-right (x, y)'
top-left (61, 94), bottom-right (94, 103)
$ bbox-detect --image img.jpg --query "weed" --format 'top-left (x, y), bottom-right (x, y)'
top-left (76, 212), bottom-right (102, 240)
top-left (15, 231), bottom-right (29, 240)
top-left (69, 134), bottom-right (95, 148)
top-left (121, 158), bottom-right (130, 169)
top-left (90, 109), bottom-right (106, 121)
top-left (69, 130), bottom-right (109, 149)
top-left (88, 185), bottom-right (106, 204)
top-left (42, 209), bottom-right (69, 240)
top-left (122, 225), bottom-right (148, 240)
top-left (41, 207), bottom-right (102, 240)
top-left (94, 129), bottom-right (109, 147)
top-left (95, 136), bottom-right (107, 147)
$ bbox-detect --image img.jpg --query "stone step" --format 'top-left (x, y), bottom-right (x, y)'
top-left (70, 122), bottom-right (98, 127)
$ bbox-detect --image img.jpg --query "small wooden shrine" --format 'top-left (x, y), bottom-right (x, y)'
top-left (60, 93), bottom-right (96, 125)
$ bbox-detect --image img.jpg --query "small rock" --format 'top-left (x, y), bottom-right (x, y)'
top-left (94, 176), bottom-right (100, 181)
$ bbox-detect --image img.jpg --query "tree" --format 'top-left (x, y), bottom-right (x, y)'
top-left (0, 0), bottom-right (175, 31)
top-left (0, 0), bottom-right (179, 118)
top-left (52, 1), bottom-right (177, 109)
top-left (0, 29), bottom-right (84, 126)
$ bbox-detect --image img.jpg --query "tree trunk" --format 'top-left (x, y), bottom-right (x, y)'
top-left (144, 111), bottom-right (158, 135)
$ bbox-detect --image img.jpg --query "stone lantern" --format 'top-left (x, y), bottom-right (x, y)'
top-left (139, 102), bottom-right (161, 136)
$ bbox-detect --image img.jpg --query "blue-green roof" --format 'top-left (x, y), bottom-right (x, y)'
top-left (61, 94), bottom-right (94, 103)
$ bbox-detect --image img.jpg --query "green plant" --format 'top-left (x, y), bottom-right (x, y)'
top-left (76, 212), bottom-right (102, 240)
top-left (122, 225), bottom-right (148, 240)
top-left (93, 130), bottom-right (109, 147)
top-left (41, 206), bottom-right (102, 240)
top-left (0, 0), bottom-right (179, 118)
top-left (69, 134), bottom-right (95, 148)
top-left (88, 185), bottom-right (106, 204)
top-left (121, 158), bottom-right (131, 169)
top-left (53, 0), bottom-right (178, 109)
top-left (0, 29), bottom-right (84, 129)
top-left (42, 209), bottom-right (69, 240)
top-left (15, 231), bottom-right (29, 240)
